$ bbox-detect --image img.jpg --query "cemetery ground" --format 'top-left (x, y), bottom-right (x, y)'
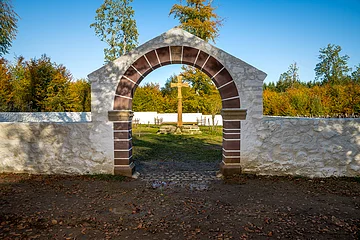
top-left (0, 126), bottom-right (360, 239)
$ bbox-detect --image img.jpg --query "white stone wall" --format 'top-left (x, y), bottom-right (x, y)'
top-left (1, 114), bottom-right (359, 177)
top-left (202, 115), bottom-right (223, 126)
top-left (0, 121), bottom-right (113, 175)
top-left (242, 117), bottom-right (360, 177)
top-left (1, 28), bottom-right (358, 178)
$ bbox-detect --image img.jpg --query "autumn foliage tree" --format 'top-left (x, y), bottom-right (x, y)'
top-left (0, 55), bottom-right (91, 112)
top-left (0, 58), bottom-right (12, 110)
top-left (263, 44), bottom-right (360, 117)
top-left (170, 0), bottom-right (222, 43)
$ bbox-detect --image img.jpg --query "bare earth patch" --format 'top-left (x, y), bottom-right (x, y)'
top-left (0, 173), bottom-right (359, 239)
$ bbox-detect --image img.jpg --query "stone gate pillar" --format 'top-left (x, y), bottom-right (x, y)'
top-left (108, 110), bottom-right (134, 177)
top-left (220, 108), bottom-right (247, 176)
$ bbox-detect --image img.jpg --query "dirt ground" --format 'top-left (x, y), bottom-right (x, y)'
top-left (0, 172), bottom-right (359, 240)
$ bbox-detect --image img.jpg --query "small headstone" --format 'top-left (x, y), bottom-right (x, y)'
top-left (181, 125), bottom-right (201, 134)
top-left (157, 125), bottom-right (176, 134)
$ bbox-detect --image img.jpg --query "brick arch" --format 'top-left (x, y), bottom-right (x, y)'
top-left (113, 46), bottom-right (240, 111)
top-left (110, 45), bottom-right (244, 177)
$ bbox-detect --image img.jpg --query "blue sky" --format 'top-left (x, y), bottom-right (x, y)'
top-left (4, 0), bottom-right (360, 86)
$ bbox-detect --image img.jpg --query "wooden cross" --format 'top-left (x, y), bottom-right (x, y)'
top-left (171, 75), bottom-right (189, 127)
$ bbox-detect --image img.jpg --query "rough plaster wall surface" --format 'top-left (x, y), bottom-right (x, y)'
top-left (242, 117), bottom-right (360, 178)
top-left (0, 122), bottom-right (113, 174)
top-left (0, 112), bottom-right (91, 122)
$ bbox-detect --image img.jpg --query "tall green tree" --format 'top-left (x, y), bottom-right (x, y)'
top-left (0, 0), bottom-right (19, 56)
top-left (90, 0), bottom-right (138, 62)
top-left (314, 44), bottom-right (350, 84)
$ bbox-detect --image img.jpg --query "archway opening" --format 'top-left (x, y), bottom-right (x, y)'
top-left (110, 45), bottom-right (244, 177)
top-left (130, 64), bottom-right (223, 178)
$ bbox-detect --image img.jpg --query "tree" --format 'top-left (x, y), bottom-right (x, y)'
top-left (0, 0), bottom-right (19, 56)
top-left (277, 62), bottom-right (300, 92)
top-left (0, 54), bottom-right (90, 112)
top-left (170, 0), bottom-right (223, 114)
top-left (181, 67), bottom-right (212, 94)
top-left (133, 83), bottom-right (166, 112)
top-left (90, 0), bottom-right (138, 62)
top-left (68, 79), bottom-right (91, 112)
top-left (202, 86), bottom-right (222, 128)
top-left (351, 64), bottom-right (360, 83)
top-left (315, 44), bottom-right (350, 84)
top-left (170, 0), bottom-right (222, 43)
top-left (8, 56), bottom-right (32, 111)
top-left (263, 82), bottom-right (276, 91)
top-left (42, 65), bottom-right (72, 112)
top-left (0, 58), bottom-right (12, 111)
top-left (25, 55), bottom-right (59, 111)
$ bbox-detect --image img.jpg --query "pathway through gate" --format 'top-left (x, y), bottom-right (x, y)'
top-left (131, 126), bottom-right (222, 188)
top-left (136, 159), bottom-right (220, 189)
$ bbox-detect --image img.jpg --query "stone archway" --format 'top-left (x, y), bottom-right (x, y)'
top-left (89, 28), bottom-right (267, 177)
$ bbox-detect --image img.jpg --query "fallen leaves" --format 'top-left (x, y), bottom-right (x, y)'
top-left (0, 173), bottom-right (359, 239)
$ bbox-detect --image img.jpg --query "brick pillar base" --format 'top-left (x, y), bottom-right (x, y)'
top-left (109, 110), bottom-right (135, 177)
top-left (220, 108), bottom-right (247, 177)
top-left (220, 162), bottom-right (242, 176)
top-left (114, 163), bottom-right (135, 177)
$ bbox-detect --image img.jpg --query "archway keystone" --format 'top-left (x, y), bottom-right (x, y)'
top-left (88, 28), bottom-right (267, 177)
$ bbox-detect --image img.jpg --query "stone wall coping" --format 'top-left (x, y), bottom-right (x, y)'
top-left (0, 112), bottom-right (91, 123)
top-left (263, 116), bottom-right (360, 122)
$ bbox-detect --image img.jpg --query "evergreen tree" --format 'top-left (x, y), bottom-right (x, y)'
top-left (90, 0), bottom-right (138, 62)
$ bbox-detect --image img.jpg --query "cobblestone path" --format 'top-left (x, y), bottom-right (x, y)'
top-left (135, 160), bottom-right (221, 190)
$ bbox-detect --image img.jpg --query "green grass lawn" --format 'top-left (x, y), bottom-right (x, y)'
top-left (132, 125), bottom-right (222, 163)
